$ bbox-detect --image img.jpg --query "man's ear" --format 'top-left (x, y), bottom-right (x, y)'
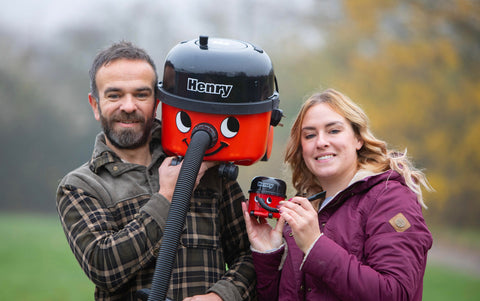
top-left (88, 93), bottom-right (101, 121)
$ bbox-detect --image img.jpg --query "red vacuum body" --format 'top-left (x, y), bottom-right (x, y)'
top-left (161, 105), bottom-right (274, 165)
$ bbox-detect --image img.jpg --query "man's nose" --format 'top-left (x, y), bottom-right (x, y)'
top-left (120, 95), bottom-right (136, 112)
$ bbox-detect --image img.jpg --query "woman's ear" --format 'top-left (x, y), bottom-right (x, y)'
top-left (356, 136), bottom-right (364, 151)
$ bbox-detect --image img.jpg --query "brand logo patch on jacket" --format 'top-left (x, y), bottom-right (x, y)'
top-left (389, 213), bottom-right (411, 232)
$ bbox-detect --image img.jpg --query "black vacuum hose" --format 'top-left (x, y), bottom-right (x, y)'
top-left (145, 129), bottom-right (213, 301)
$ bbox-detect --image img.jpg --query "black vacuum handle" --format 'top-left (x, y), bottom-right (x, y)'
top-left (256, 196), bottom-right (279, 213)
top-left (256, 191), bottom-right (326, 214)
top-left (171, 156), bottom-right (238, 181)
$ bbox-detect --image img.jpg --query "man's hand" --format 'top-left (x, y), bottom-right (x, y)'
top-left (158, 157), bottom-right (182, 201)
top-left (158, 157), bottom-right (217, 201)
top-left (183, 292), bottom-right (223, 301)
top-left (196, 161), bottom-right (217, 188)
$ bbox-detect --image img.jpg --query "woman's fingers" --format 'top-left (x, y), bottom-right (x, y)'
top-left (279, 197), bottom-right (321, 252)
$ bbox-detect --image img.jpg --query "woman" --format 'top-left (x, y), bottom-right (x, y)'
top-left (242, 88), bottom-right (433, 300)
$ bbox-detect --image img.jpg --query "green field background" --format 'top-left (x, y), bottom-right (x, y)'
top-left (1, 214), bottom-right (479, 300)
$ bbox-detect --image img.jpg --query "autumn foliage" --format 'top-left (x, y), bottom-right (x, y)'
top-left (275, 0), bottom-right (480, 228)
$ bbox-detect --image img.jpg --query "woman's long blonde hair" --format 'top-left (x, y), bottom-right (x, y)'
top-left (284, 88), bottom-right (433, 207)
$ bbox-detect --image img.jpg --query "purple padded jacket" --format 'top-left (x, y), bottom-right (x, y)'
top-left (253, 170), bottom-right (432, 301)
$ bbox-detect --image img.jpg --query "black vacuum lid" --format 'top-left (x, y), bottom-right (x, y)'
top-left (159, 35), bottom-right (279, 115)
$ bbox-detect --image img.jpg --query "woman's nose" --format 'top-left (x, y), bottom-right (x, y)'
top-left (316, 133), bottom-right (329, 148)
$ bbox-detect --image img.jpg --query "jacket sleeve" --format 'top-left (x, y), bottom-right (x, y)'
top-left (251, 247), bottom-right (285, 301)
top-left (207, 180), bottom-right (257, 301)
top-left (302, 182), bottom-right (432, 301)
top-left (56, 182), bottom-right (170, 292)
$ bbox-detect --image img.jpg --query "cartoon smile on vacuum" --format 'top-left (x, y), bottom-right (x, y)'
top-left (175, 111), bottom-right (239, 156)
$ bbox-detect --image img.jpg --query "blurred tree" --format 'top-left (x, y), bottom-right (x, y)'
top-left (282, 0), bottom-right (480, 227)
top-left (0, 31), bottom-right (97, 212)
top-left (1, 0), bottom-right (479, 230)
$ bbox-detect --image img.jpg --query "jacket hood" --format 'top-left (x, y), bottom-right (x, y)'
top-left (326, 169), bottom-right (406, 209)
top-left (349, 169), bottom-right (405, 194)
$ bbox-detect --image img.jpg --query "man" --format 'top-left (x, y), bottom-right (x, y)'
top-left (56, 41), bottom-right (256, 301)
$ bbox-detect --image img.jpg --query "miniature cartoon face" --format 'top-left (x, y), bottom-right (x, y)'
top-left (161, 103), bottom-right (273, 165)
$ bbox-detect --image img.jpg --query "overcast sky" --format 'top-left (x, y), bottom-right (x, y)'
top-left (0, 0), bottom-right (325, 48)
top-left (1, 1), bottom-right (186, 39)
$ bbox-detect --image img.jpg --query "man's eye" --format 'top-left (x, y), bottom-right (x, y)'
top-left (137, 93), bottom-right (149, 99)
top-left (106, 93), bottom-right (120, 100)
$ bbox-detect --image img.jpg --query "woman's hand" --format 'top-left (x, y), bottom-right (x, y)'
top-left (279, 197), bottom-right (322, 253)
top-left (242, 202), bottom-right (285, 252)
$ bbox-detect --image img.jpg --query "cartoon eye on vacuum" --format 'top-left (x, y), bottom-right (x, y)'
top-left (137, 36), bottom-right (283, 301)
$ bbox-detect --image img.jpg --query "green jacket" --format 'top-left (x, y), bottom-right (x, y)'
top-left (56, 120), bottom-right (256, 300)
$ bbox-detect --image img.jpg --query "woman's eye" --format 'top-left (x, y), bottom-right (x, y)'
top-left (221, 116), bottom-right (239, 138)
top-left (329, 129), bottom-right (341, 134)
top-left (176, 111), bottom-right (191, 133)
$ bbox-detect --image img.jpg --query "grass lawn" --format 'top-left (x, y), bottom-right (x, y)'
top-left (424, 265), bottom-right (480, 300)
top-left (0, 213), bottom-right (479, 300)
top-left (0, 213), bottom-right (93, 300)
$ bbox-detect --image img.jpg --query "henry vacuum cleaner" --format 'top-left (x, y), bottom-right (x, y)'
top-left (137, 35), bottom-right (282, 301)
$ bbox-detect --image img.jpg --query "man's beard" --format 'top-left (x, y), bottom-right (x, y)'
top-left (100, 110), bottom-right (155, 150)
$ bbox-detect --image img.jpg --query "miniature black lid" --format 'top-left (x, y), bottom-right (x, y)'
top-left (249, 176), bottom-right (287, 197)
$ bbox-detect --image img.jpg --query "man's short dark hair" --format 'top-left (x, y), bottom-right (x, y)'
top-left (89, 41), bottom-right (158, 100)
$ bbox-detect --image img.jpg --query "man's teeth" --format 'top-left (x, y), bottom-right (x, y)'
top-left (317, 155), bottom-right (334, 160)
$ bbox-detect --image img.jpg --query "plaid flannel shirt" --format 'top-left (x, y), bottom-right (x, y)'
top-left (56, 120), bottom-right (256, 300)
